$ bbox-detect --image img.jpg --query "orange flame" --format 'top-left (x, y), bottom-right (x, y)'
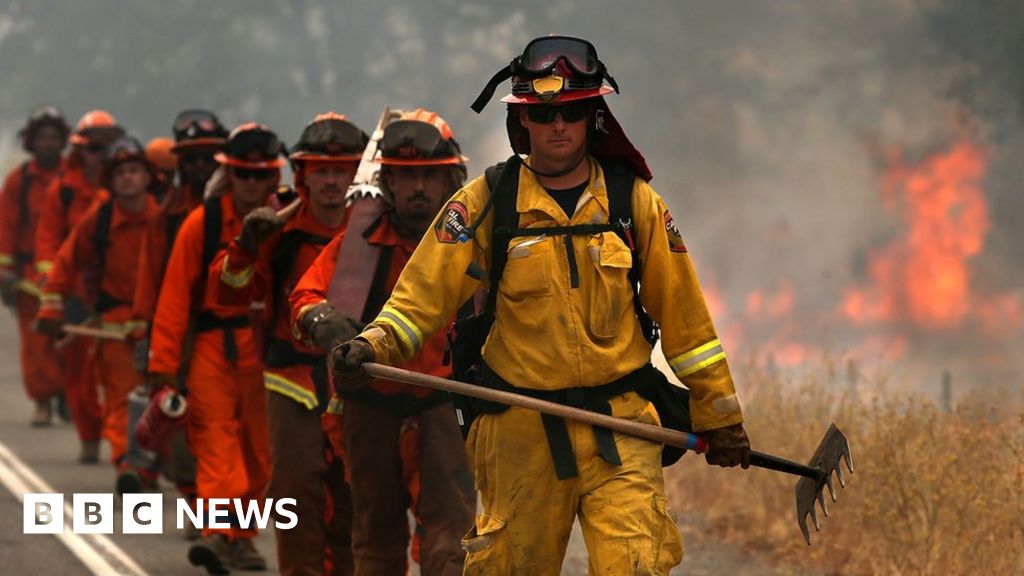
top-left (842, 139), bottom-right (990, 329)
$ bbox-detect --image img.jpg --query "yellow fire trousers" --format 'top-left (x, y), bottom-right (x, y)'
top-left (462, 390), bottom-right (683, 575)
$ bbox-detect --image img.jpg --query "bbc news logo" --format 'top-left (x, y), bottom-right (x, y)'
top-left (23, 494), bottom-right (298, 534)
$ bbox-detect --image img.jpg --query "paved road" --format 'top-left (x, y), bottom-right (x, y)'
top-left (0, 312), bottom-right (803, 575)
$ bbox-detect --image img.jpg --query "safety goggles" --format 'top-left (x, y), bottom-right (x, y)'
top-left (224, 128), bottom-right (282, 161)
top-left (84, 143), bottom-right (108, 154)
top-left (379, 120), bottom-right (459, 161)
top-left (173, 110), bottom-right (222, 135)
top-left (232, 166), bottom-right (277, 181)
top-left (106, 138), bottom-right (145, 162)
top-left (518, 36), bottom-right (601, 77)
top-left (524, 101), bottom-right (591, 124)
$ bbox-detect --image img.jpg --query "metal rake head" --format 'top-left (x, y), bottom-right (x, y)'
top-left (795, 423), bottom-right (854, 545)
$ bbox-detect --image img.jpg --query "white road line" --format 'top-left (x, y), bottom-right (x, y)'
top-left (0, 440), bottom-right (149, 576)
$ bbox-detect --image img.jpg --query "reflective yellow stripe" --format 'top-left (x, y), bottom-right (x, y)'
top-left (220, 257), bottom-right (255, 289)
top-left (36, 260), bottom-right (53, 274)
top-left (264, 372), bottom-right (318, 410)
top-left (669, 339), bottom-right (726, 378)
top-left (39, 292), bottom-right (62, 307)
top-left (325, 395), bottom-right (344, 415)
top-left (16, 279), bottom-right (40, 297)
top-left (99, 322), bottom-right (131, 336)
top-left (377, 306), bottom-right (423, 355)
top-left (124, 320), bottom-right (148, 334)
top-left (0, 254), bottom-right (13, 267)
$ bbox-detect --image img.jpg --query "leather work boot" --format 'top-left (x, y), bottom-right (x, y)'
top-left (230, 537), bottom-right (267, 571)
top-left (115, 471), bottom-right (142, 496)
top-left (55, 393), bottom-right (71, 422)
top-left (188, 533), bottom-right (232, 575)
top-left (30, 400), bottom-right (52, 427)
top-left (79, 440), bottom-right (100, 464)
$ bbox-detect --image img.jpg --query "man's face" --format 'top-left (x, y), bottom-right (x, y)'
top-left (518, 102), bottom-right (589, 165)
top-left (177, 146), bottom-right (219, 190)
top-left (110, 161), bottom-right (151, 200)
top-left (304, 161), bottom-right (356, 210)
top-left (31, 125), bottom-right (66, 167)
top-left (385, 166), bottom-right (453, 235)
top-left (228, 166), bottom-right (278, 210)
top-left (79, 142), bottom-right (108, 173)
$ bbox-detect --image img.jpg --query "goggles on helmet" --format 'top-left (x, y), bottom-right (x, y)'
top-left (378, 119), bottom-right (463, 165)
top-left (231, 166), bottom-right (278, 181)
top-left (106, 137), bottom-right (146, 163)
top-left (471, 35), bottom-right (618, 113)
top-left (225, 128), bottom-right (281, 159)
top-left (172, 109), bottom-right (228, 149)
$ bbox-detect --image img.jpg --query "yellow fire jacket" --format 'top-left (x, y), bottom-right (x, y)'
top-left (359, 158), bottom-right (743, 432)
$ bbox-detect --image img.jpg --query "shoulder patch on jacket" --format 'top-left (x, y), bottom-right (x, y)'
top-left (664, 210), bottom-right (687, 253)
top-left (435, 201), bottom-right (468, 244)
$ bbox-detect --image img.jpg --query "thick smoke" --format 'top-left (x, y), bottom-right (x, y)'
top-left (0, 1), bottom-right (1019, 389)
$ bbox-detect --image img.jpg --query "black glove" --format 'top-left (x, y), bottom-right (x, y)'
top-left (301, 303), bottom-right (364, 351)
top-left (330, 338), bottom-right (374, 392)
top-left (238, 206), bottom-right (285, 253)
top-left (702, 423), bottom-right (752, 468)
top-left (0, 273), bottom-right (18, 308)
top-left (36, 315), bottom-right (66, 339)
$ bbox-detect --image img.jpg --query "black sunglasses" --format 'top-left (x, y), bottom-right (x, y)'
top-left (525, 102), bottom-right (590, 124)
top-left (85, 143), bottom-right (107, 154)
top-left (232, 166), bottom-right (277, 181)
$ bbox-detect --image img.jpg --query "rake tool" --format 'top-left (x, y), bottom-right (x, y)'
top-left (362, 362), bottom-right (853, 544)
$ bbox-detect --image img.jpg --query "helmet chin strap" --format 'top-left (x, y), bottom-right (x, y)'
top-left (520, 148), bottom-right (587, 179)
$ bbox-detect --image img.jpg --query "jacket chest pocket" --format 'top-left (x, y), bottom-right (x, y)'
top-left (498, 236), bottom-right (553, 301)
top-left (587, 232), bottom-right (634, 340)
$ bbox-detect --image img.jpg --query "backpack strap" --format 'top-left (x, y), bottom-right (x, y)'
top-left (269, 229), bottom-right (331, 332)
top-left (602, 161), bottom-right (659, 345)
top-left (483, 155), bottom-right (523, 319)
top-left (201, 196), bottom-right (223, 271)
top-left (18, 163), bottom-right (32, 234)
top-left (60, 184), bottom-right (74, 212)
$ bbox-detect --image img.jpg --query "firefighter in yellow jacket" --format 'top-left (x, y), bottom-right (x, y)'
top-left (333, 35), bottom-right (752, 574)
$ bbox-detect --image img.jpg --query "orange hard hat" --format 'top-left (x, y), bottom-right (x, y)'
top-left (69, 109), bottom-right (123, 146)
top-left (377, 108), bottom-right (467, 166)
top-left (145, 137), bottom-right (177, 172)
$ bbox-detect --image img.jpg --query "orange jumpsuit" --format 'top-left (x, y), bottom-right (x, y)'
top-left (149, 191), bottom-right (270, 539)
top-left (0, 160), bottom-right (64, 402)
top-left (290, 213), bottom-right (474, 576)
top-left (34, 162), bottom-right (106, 443)
top-left (210, 201), bottom-right (352, 574)
top-left (130, 184), bottom-right (202, 332)
top-left (37, 195), bottom-right (157, 466)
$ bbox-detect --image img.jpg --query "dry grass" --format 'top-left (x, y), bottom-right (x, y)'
top-left (667, 361), bottom-right (1024, 575)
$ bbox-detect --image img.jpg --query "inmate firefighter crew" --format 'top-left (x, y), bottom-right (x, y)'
top-left (0, 107), bottom-right (69, 427)
top-left (34, 109), bottom-right (124, 463)
top-left (130, 110), bottom-right (229, 540)
top-left (332, 36), bottom-right (752, 574)
top-left (148, 123), bottom-right (282, 574)
top-left (35, 136), bottom-right (159, 493)
top-left (291, 109), bottom-right (476, 576)
top-left (209, 112), bottom-right (369, 576)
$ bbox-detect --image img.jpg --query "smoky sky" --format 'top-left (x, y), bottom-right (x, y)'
top-left (1, 0), bottom-right (1020, 385)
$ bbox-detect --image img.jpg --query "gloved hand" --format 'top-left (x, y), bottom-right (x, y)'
top-left (301, 303), bottom-right (364, 351)
top-left (132, 336), bottom-right (150, 374)
top-left (330, 338), bottom-right (374, 392)
top-left (35, 315), bottom-right (66, 339)
top-left (238, 206), bottom-right (285, 253)
top-left (702, 423), bottom-right (751, 468)
top-left (0, 272), bottom-right (18, 308)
